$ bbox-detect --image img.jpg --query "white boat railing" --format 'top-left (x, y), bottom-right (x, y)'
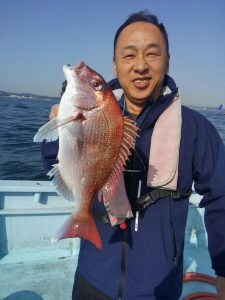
top-left (0, 180), bottom-right (77, 252)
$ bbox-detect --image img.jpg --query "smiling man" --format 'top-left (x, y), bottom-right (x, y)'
top-left (113, 21), bottom-right (169, 116)
top-left (42, 10), bottom-right (225, 300)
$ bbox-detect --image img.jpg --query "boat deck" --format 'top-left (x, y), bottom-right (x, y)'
top-left (0, 181), bottom-right (217, 299)
top-left (0, 246), bottom-right (78, 300)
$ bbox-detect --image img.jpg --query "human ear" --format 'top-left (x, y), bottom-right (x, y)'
top-left (113, 59), bottom-right (118, 77)
top-left (166, 56), bottom-right (170, 74)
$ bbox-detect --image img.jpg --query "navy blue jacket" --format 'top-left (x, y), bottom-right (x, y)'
top-left (42, 76), bottom-right (225, 299)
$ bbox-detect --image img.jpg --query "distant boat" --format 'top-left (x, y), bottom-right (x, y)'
top-left (216, 104), bottom-right (225, 115)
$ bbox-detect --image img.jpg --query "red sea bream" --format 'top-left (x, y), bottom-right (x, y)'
top-left (34, 62), bottom-right (138, 249)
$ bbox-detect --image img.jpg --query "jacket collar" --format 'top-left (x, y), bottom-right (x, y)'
top-left (108, 75), bottom-right (179, 129)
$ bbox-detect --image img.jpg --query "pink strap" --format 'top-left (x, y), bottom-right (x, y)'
top-left (147, 94), bottom-right (181, 190)
top-left (106, 174), bottom-right (133, 225)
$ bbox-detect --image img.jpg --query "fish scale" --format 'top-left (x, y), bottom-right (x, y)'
top-left (34, 61), bottom-right (139, 249)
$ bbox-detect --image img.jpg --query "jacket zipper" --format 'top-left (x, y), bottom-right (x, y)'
top-left (171, 223), bottom-right (178, 270)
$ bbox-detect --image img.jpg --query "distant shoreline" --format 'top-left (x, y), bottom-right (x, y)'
top-left (0, 91), bottom-right (217, 108)
top-left (0, 90), bottom-right (59, 100)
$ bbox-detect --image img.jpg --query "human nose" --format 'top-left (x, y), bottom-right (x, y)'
top-left (133, 55), bottom-right (149, 73)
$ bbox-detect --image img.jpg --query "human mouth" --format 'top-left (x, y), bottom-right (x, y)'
top-left (133, 78), bottom-right (151, 89)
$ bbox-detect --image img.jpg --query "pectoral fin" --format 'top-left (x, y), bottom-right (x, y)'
top-left (33, 118), bottom-right (59, 142)
top-left (33, 112), bottom-right (84, 142)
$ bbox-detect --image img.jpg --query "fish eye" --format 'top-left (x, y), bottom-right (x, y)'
top-left (91, 78), bottom-right (104, 91)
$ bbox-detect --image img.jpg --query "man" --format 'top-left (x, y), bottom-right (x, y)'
top-left (42, 11), bottom-right (225, 299)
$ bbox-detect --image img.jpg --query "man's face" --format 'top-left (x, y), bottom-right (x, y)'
top-left (113, 21), bottom-right (169, 108)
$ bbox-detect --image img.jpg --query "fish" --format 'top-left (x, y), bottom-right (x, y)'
top-left (34, 61), bottom-right (139, 249)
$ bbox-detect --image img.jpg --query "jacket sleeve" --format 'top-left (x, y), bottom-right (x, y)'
top-left (193, 115), bottom-right (225, 277)
top-left (41, 140), bottom-right (59, 172)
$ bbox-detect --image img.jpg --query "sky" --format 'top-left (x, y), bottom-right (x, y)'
top-left (0, 0), bottom-right (225, 107)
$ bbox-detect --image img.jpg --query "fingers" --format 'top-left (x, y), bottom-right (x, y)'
top-left (49, 104), bottom-right (59, 120)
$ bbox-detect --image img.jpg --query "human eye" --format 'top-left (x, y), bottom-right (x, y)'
top-left (125, 55), bottom-right (134, 60)
top-left (123, 51), bottom-right (135, 59)
top-left (147, 51), bottom-right (159, 57)
top-left (146, 48), bottom-right (161, 58)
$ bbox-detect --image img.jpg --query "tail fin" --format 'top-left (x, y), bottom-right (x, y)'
top-left (52, 214), bottom-right (102, 250)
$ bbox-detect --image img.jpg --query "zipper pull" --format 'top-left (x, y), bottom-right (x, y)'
top-left (135, 211), bottom-right (139, 232)
top-left (135, 180), bottom-right (142, 232)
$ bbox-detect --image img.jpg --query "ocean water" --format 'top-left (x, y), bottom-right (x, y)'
top-left (0, 97), bottom-right (225, 180)
top-left (0, 97), bottom-right (59, 180)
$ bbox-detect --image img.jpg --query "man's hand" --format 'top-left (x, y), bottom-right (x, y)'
top-left (216, 276), bottom-right (225, 299)
top-left (49, 104), bottom-right (59, 120)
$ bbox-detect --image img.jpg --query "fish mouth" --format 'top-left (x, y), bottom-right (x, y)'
top-left (63, 61), bottom-right (99, 112)
top-left (74, 61), bottom-right (86, 74)
top-left (63, 61), bottom-right (86, 72)
top-left (63, 61), bottom-right (86, 76)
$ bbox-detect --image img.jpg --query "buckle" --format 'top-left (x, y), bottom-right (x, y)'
top-left (171, 190), bottom-right (180, 199)
top-left (102, 215), bottom-right (109, 224)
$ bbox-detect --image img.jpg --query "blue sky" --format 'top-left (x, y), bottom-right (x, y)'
top-left (0, 0), bottom-right (224, 106)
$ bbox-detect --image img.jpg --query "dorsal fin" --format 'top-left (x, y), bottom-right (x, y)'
top-left (100, 116), bottom-right (139, 215)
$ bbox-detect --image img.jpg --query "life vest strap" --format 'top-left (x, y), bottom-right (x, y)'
top-left (132, 188), bottom-right (192, 212)
top-left (93, 188), bottom-right (192, 224)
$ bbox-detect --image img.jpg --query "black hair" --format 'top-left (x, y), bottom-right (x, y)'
top-left (113, 10), bottom-right (170, 58)
top-left (60, 80), bottom-right (67, 98)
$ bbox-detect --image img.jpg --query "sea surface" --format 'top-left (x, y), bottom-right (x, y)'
top-left (0, 96), bottom-right (59, 180)
top-left (0, 97), bottom-right (225, 181)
